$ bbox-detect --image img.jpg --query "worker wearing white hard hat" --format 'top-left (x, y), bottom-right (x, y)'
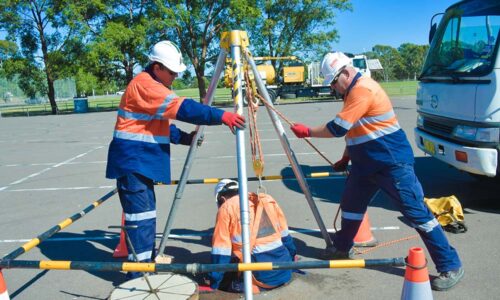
top-left (289, 51), bottom-right (463, 291)
top-left (200, 179), bottom-right (297, 294)
top-left (106, 41), bottom-right (246, 280)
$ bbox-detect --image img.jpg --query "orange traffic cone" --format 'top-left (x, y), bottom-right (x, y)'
top-left (113, 213), bottom-right (128, 258)
top-left (401, 247), bottom-right (433, 300)
top-left (0, 269), bottom-right (10, 300)
top-left (353, 213), bottom-right (377, 247)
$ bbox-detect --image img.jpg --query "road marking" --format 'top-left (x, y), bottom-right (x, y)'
top-left (0, 146), bottom-right (104, 191)
top-left (0, 151), bottom-right (325, 168)
top-left (0, 227), bottom-right (400, 244)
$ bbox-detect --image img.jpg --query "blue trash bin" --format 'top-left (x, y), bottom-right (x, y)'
top-left (73, 97), bottom-right (88, 113)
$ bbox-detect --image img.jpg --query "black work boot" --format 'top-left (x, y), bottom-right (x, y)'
top-left (431, 267), bottom-right (464, 291)
top-left (322, 245), bottom-right (354, 260)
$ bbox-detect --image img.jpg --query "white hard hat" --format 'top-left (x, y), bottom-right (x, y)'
top-left (214, 179), bottom-right (239, 203)
top-left (320, 52), bottom-right (351, 86)
top-left (148, 41), bottom-right (187, 73)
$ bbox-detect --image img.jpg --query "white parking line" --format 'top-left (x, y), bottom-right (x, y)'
top-left (0, 146), bottom-right (104, 191)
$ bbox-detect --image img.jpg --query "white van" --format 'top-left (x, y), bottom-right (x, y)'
top-left (415, 0), bottom-right (500, 178)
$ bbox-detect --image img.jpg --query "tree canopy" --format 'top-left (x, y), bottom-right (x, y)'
top-left (1, 0), bottom-right (430, 112)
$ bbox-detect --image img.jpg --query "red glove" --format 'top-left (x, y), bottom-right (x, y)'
top-left (222, 112), bottom-right (246, 134)
top-left (198, 284), bottom-right (215, 293)
top-left (291, 123), bottom-right (311, 138)
top-left (333, 155), bottom-right (350, 172)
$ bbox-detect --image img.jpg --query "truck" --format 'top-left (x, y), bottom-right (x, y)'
top-left (351, 55), bottom-right (371, 78)
top-left (414, 0), bottom-right (500, 179)
top-left (224, 56), bottom-right (335, 104)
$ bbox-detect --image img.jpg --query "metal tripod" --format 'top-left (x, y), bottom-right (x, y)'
top-left (156, 30), bottom-right (333, 300)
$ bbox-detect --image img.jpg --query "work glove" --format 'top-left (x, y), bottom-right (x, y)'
top-left (333, 155), bottom-right (350, 172)
top-left (290, 123), bottom-right (311, 138)
top-left (179, 130), bottom-right (197, 146)
top-left (198, 285), bottom-right (215, 294)
top-left (222, 111), bottom-right (246, 134)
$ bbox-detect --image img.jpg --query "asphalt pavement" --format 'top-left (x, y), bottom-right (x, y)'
top-left (0, 97), bottom-right (499, 299)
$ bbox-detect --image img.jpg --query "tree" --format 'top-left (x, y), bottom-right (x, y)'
top-left (398, 43), bottom-right (428, 80)
top-left (151, 1), bottom-right (243, 99)
top-left (371, 45), bottom-right (404, 81)
top-left (68, 1), bottom-right (153, 89)
top-left (244, 0), bottom-right (351, 62)
top-left (0, 0), bottom-right (85, 114)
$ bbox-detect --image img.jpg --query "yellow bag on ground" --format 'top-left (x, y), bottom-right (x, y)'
top-left (424, 195), bottom-right (467, 233)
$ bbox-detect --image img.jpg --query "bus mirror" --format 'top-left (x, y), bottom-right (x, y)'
top-left (429, 23), bottom-right (437, 44)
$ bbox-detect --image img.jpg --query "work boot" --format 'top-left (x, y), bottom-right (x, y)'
top-left (322, 245), bottom-right (354, 260)
top-left (431, 267), bottom-right (464, 291)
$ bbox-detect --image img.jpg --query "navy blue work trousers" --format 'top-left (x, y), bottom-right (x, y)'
top-left (334, 163), bottom-right (462, 273)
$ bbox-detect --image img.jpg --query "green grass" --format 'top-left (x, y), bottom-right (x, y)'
top-left (0, 81), bottom-right (418, 117)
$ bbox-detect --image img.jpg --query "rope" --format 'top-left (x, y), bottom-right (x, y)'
top-left (244, 69), bottom-right (265, 189)
top-left (257, 93), bottom-right (337, 168)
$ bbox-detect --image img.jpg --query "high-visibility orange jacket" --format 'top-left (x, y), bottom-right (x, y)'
top-left (209, 193), bottom-right (296, 290)
top-left (106, 69), bottom-right (224, 182)
top-left (326, 73), bottom-right (414, 174)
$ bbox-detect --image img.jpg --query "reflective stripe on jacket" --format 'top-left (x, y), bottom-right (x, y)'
top-left (210, 193), bottom-right (294, 289)
top-left (106, 71), bottom-right (224, 183)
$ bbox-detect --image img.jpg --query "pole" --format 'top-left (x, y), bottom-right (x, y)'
top-left (156, 50), bottom-right (228, 261)
top-left (244, 52), bottom-right (334, 248)
top-left (228, 30), bottom-right (253, 300)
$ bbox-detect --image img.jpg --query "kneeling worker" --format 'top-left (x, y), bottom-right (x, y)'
top-left (206, 179), bottom-right (297, 293)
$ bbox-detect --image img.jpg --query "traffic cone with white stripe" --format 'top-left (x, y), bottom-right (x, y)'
top-left (0, 269), bottom-right (10, 300)
top-left (113, 213), bottom-right (128, 258)
top-left (353, 213), bottom-right (377, 247)
top-left (401, 247), bottom-right (433, 300)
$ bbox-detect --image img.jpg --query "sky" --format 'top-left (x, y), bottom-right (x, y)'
top-left (331, 0), bottom-right (459, 54)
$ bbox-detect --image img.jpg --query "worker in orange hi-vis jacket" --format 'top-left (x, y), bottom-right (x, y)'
top-left (290, 51), bottom-right (463, 291)
top-left (200, 179), bottom-right (297, 294)
top-left (106, 41), bottom-right (245, 280)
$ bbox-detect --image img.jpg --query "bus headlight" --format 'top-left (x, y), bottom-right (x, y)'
top-left (416, 114), bottom-right (424, 128)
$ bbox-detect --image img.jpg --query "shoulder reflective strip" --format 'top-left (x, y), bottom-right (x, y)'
top-left (416, 218), bottom-right (440, 233)
top-left (40, 260), bottom-right (71, 270)
top-left (128, 250), bottom-right (153, 262)
top-left (22, 238), bottom-right (41, 252)
top-left (334, 116), bottom-right (353, 130)
top-left (281, 229), bottom-right (289, 237)
top-left (123, 262), bottom-right (156, 272)
top-left (342, 211), bottom-right (364, 221)
top-left (114, 131), bottom-right (170, 144)
top-left (58, 218), bottom-right (73, 229)
top-left (238, 262), bottom-right (273, 271)
top-left (212, 247), bottom-right (232, 256)
top-left (352, 110), bottom-right (396, 129)
top-left (231, 235), bottom-right (242, 243)
top-left (125, 210), bottom-right (156, 222)
top-left (155, 94), bottom-right (178, 118)
top-left (252, 239), bottom-right (283, 254)
top-left (346, 123), bottom-right (401, 146)
top-left (329, 259), bottom-right (365, 268)
top-left (118, 108), bottom-right (157, 121)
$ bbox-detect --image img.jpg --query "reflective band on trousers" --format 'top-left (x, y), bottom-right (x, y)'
top-left (342, 211), bottom-right (364, 221)
top-left (125, 210), bottom-right (156, 222)
top-left (114, 131), bottom-right (171, 144)
top-left (415, 218), bottom-right (440, 233)
top-left (128, 250), bottom-right (153, 262)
